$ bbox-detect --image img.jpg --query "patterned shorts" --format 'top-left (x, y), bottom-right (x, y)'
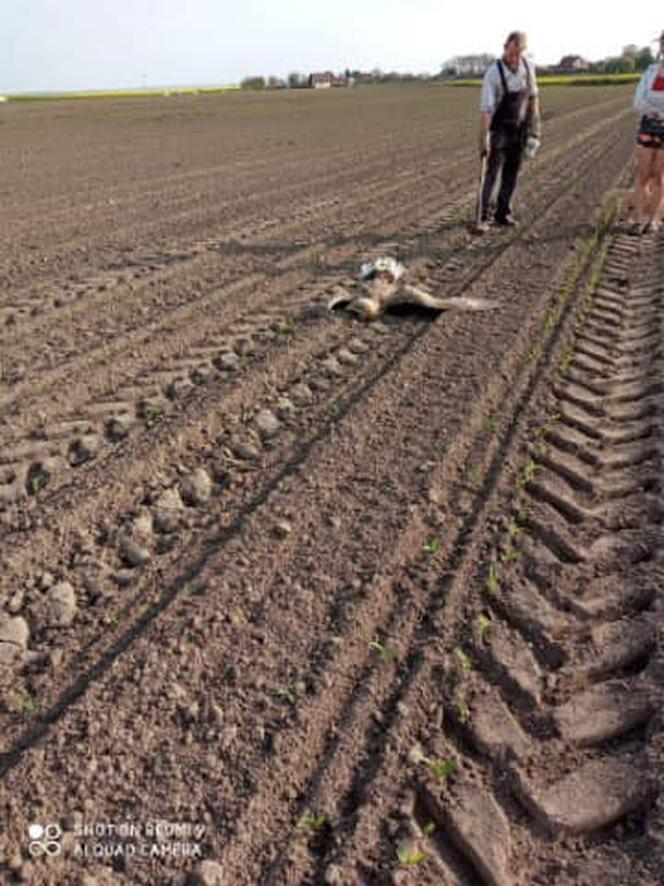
top-left (637, 115), bottom-right (664, 149)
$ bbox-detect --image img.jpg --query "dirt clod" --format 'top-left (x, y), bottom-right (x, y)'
top-left (255, 409), bottom-right (281, 439)
top-left (181, 468), bottom-right (213, 507)
top-left (44, 581), bottom-right (77, 627)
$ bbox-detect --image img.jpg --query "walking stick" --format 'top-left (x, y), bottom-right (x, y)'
top-left (475, 154), bottom-right (488, 232)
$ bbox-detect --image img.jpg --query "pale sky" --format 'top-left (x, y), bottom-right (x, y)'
top-left (2, 1), bottom-right (662, 93)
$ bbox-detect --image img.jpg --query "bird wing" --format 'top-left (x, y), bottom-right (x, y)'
top-left (327, 288), bottom-right (353, 311)
top-left (398, 285), bottom-right (498, 312)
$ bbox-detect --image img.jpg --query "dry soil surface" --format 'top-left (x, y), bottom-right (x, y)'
top-left (0, 84), bottom-right (661, 885)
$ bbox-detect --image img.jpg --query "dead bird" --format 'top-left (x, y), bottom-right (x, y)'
top-left (328, 257), bottom-right (498, 320)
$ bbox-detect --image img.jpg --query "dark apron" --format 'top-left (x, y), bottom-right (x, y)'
top-left (490, 59), bottom-right (531, 149)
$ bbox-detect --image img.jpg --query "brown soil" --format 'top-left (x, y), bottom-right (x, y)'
top-left (0, 84), bottom-right (660, 886)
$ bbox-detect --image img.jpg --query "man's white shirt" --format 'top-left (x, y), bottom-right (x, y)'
top-left (480, 58), bottom-right (539, 114)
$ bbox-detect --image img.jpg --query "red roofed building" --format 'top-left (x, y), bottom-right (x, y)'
top-left (557, 55), bottom-right (590, 73)
top-left (309, 72), bottom-right (348, 88)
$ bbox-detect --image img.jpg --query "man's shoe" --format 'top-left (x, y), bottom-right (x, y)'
top-left (475, 219), bottom-right (490, 233)
top-left (495, 214), bottom-right (517, 227)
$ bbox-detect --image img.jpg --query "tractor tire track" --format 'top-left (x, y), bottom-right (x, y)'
top-left (306, 234), bottom-right (663, 885)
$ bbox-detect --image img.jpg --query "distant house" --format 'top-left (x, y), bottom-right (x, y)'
top-left (557, 55), bottom-right (589, 73)
top-left (309, 72), bottom-right (347, 89)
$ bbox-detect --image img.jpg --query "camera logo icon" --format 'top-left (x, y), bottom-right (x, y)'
top-left (28, 823), bottom-right (62, 858)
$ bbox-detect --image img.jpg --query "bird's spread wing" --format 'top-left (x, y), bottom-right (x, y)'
top-left (397, 285), bottom-right (498, 312)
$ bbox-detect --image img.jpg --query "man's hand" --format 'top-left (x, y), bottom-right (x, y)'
top-left (527, 97), bottom-right (541, 141)
top-left (524, 135), bottom-right (541, 159)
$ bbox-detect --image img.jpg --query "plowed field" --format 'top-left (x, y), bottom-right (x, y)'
top-left (0, 83), bottom-right (661, 886)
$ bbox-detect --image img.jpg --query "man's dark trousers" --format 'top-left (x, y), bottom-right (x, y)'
top-left (481, 128), bottom-right (524, 221)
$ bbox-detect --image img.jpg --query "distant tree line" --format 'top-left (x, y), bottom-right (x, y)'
top-left (440, 44), bottom-right (657, 79)
top-left (239, 44), bottom-right (658, 90)
top-left (440, 55), bottom-right (495, 78)
top-left (240, 68), bottom-right (437, 90)
top-left (579, 44), bottom-right (654, 74)
top-left (240, 73), bottom-right (315, 90)
top-left (239, 73), bottom-right (310, 90)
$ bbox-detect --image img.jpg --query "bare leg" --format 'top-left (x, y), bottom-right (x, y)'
top-left (635, 145), bottom-right (654, 226)
top-left (647, 149), bottom-right (664, 229)
top-left (644, 179), bottom-right (653, 217)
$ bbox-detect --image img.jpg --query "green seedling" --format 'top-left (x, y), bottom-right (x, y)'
top-left (411, 745), bottom-right (458, 780)
top-left (477, 614), bottom-right (492, 638)
top-left (560, 351), bottom-right (573, 371)
top-left (369, 640), bottom-right (395, 663)
top-left (528, 345), bottom-right (540, 361)
top-left (275, 687), bottom-right (297, 705)
top-left (484, 417), bottom-right (497, 434)
top-left (506, 521), bottom-right (521, 538)
top-left (31, 475), bottom-right (44, 497)
top-left (543, 310), bottom-right (557, 331)
top-left (297, 810), bottom-right (327, 831)
top-left (22, 696), bottom-right (37, 716)
top-left (143, 404), bottom-right (164, 428)
top-left (454, 647), bottom-right (473, 672)
top-left (397, 844), bottom-right (428, 866)
top-left (276, 319), bottom-right (294, 336)
top-left (422, 821), bottom-right (436, 836)
top-left (426, 757), bottom-right (458, 779)
top-left (487, 562), bottom-right (499, 596)
top-left (518, 458), bottom-right (537, 487)
top-left (516, 507), bottom-right (529, 525)
top-left (456, 699), bottom-right (470, 724)
top-left (500, 548), bottom-right (521, 565)
top-left (549, 410), bottom-right (562, 423)
top-left (424, 538), bottom-right (440, 555)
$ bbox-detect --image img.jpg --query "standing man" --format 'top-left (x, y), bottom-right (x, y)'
top-left (477, 31), bottom-right (541, 230)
